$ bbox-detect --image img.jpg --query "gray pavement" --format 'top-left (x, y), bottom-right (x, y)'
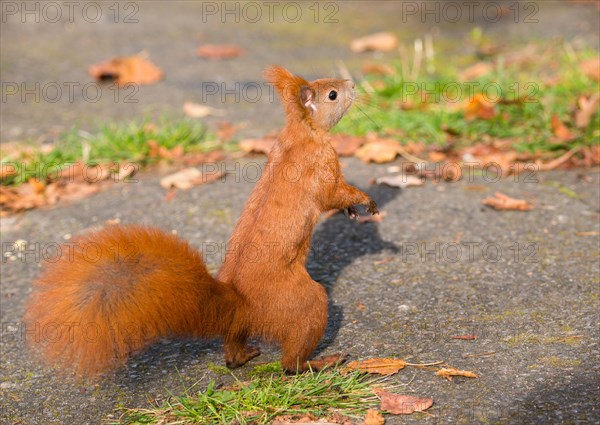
top-left (1, 159), bottom-right (599, 424)
top-left (1, 1), bottom-right (600, 424)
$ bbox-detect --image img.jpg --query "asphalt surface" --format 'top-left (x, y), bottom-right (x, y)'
top-left (1, 2), bottom-right (600, 424)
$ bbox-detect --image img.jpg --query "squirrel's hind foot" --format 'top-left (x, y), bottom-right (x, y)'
top-left (225, 345), bottom-right (261, 369)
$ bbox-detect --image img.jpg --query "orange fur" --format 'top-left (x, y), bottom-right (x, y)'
top-left (25, 66), bottom-right (378, 378)
top-left (218, 66), bottom-right (377, 372)
top-left (25, 225), bottom-right (245, 377)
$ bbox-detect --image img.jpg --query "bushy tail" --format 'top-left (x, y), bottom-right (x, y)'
top-left (25, 225), bottom-right (238, 378)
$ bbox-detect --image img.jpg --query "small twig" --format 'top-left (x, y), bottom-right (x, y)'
top-left (463, 351), bottom-right (497, 358)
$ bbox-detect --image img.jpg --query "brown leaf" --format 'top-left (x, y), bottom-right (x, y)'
top-left (88, 55), bottom-right (163, 86)
top-left (307, 353), bottom-right (347, 371)
top-left (183, 102), bottom-right (226, 118)
top-left (375, 390), bottom-right (433, 415)
top-left (0, 163), bottom-right (17, 180)
top-left (350, 32), bottom-right (398, 53)
top-left (239, 136), bottom-right (276, 155)
top-left (375, 175), bottom-right (423, 189)
top-left (357, 210), bottom-right (387, 224)
top-left (465, 94), bottom-right (497, 120)
top-left (28, 178), bottom-right (46, 194)
top-left (216, 121), bottom-right (237, 142)
top-left (435, 367), bottom-right (478, 380)
top-left (159, 168), bottom-right (223, 190)
top-left (551, 115), bottom-right (576, 141)
top-left (575, 93), bottom-right (600, 128)
top-left (7, 183), bottom-right (47, 211)
top-left (459, 62), bottom-right (494, 81)
top-left (330, 134), bottom-right (365, 156)
top-left (182, 150), bottom-right (225, 166)
top-left (355, 139), bottom-right (400, 163)
top-left (579, 57), bottom-right (600, 81)
top-left (363, 409), bottom-right (385, 425)
top-left (197, 44), bottom-right (243, 60)
top-left (362, 63), bottom-right (395, 76)
top-left (536, 147), bottom-right (582, 171)
top-left (344, 358), bottom-right (406, 375)
top-left (428, 151), bottom-right (447, 162)
top-left (482, 192), bottom-right (534, 211)
top-left (116, 162), bottom-right (137, 180)
top-left (451, 334), bottom-right (477, 340)
top-left (164, 189), bottom-right (177, 202)
top-left (55, 182), bottom-right (101, 203)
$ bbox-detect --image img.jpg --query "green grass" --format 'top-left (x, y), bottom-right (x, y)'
top-left (114, 364), bottom-right (382, 425)
top-left (338, 45), bottom-right (600, 155)
top-left (1, 117), bottom-right (233, 186)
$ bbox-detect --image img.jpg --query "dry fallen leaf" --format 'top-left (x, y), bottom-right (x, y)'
top-left (375, 175), bottom-right (423, 189)
top-left (579, 57), bottom-right (600, 81)
top-left (451, 334), bottom-right (477, 340)
top-left (183, 102), bottom-right (226, 118)
top-left (330, 134), bottom-right (365, 156)
top-left (355, 139), bottom-right (401, 163)
top-left (216, 121), bottom-right (237, 142)
top-left (197, 44), bottom-right (243, 60)
top-left (435, 367), bottom-right (478, 381)
top-left (363, 409), bottom-right (385, 425)
top-left (307, 354), bottom-right (348, 371)
top-left (350, 32), bottom-right (398, 53)
top-left (88, 55), bottom-right (163, 86)
top-left (239, 136), bottom-right (277, 155)
top-left (536, 147), bottom-right (582, 171)
top-left (465, 93), bottom-right (497, 120)
top-left (159, 168), bottom-right (223, 190)
top-left (55, 182), bottom-right (101, 203)
top-left (344, 358), bottom-right (406, 375)
top-left (0, 163), bottom-right (17, 180)
top-left (551, 114), bottom-right (576, 141)
top-left (428, 151), bottom-right (447, 162)
top-left (483, 192), bottom-right (534, 211)
top-left (357, 210), bottom-right (387, 224)
top-left (575, 93), bottom-right (600, 128)
top-left (459, 62), bottom-right (494, 81)
top-left (362, 63), bottom-right (395, 76)
top-left (374, 390), bottom-right (433, 415)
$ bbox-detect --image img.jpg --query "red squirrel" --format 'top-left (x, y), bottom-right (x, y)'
top-left (25, 66), bottom-right (378, 378)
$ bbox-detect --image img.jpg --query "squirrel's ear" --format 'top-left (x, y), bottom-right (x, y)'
top-left (300, 86), bottom-right (317, 113)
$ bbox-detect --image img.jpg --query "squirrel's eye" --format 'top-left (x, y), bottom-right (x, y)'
top-left (328, 90), bottom-right (338, 101)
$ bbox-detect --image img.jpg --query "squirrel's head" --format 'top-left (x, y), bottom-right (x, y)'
top-left (264, 66), bottom-right (355, 131)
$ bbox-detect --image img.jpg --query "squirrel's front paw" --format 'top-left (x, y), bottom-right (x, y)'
top-left (347, 206), bottom-right (359, 220)
top-left (367, 200), bottom-right (379, 215)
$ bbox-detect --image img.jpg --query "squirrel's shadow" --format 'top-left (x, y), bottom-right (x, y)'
top-left (114, 185), bottom-right (399, 387)
top-left (308, 184), bottom-right (399, 356)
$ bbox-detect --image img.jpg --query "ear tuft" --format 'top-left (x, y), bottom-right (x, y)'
top-left (264, 65), bottom-right (311, 115)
